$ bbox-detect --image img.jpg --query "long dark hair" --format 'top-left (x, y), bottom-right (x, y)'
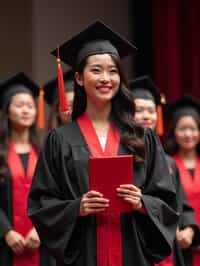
top-left (0, 94), bottom-right (41, 184)
top-left (167, 116), bottom-right (200, 155)
top-left (72, 54), bottom-right (145, 163)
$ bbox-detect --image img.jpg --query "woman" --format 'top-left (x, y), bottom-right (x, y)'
top-left (0, 72), bottom-right (55, 266)
top-left (130, 76), bottom-right (200, 266)
top-left (44, 69), bottom-right (74, 129)
top-left (167, 95), bottom-right (200, 266)
top-left (28, 21), bottom-right (179, 266)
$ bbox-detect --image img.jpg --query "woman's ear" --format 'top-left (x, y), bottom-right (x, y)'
top-left (75, 72), bottom-right (84, 86)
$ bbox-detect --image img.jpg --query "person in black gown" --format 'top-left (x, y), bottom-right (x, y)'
top-left (130, 75), bottom-right (200, 266)
top-left (166, 95), bottom-right (200, 266)
top-left (28, 21), bottom-right (179, 266)
top-left (0, 72), bottom-right (55, 266)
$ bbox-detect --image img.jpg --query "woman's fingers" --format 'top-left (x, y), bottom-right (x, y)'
top-left (86, 190), bottom-right (103, 198)
top-left (80, 190), bottom-right (109, 216)
top-left (12, 239), bottom-right (25, 255)
top-left (119, 184), bottom-right (141, 191)
top-left (117, 188), bottom-right (141, 197)
top-left (116, 185), bottom-right (143, 211)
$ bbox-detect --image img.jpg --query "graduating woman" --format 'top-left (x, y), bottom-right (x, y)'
top-left (44, 69), bottom-right (74, 129)
top-left (28, 21), bottom-right (179, 266)
top-left (166, 95), bottom-right (200, 266)
top-left (130, 76), bottom-right (200, 266)
top-left (0, 73), bottom-right (55, 266)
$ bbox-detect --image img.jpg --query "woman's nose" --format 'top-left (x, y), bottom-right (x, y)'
top-left (100, 71), bottom-right (110, 82)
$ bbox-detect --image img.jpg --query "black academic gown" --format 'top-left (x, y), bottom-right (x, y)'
top-left (165, 155), bottom-right (200, 266)
top-left (0, 160), bottom-right (56, 266)
top-left (28, 122), bottom-right (179, 266)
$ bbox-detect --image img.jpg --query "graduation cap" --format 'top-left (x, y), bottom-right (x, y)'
top-left (44, 69), bottom-right (74, 105)
top-left (50, 20), bottom-right (137, 68)
top-left (129, 75), bottom-right (161, 105)
top-left (166, 95), bottom-right (200, 122)
top-left (129, 75), bottom-right (166, 136)
top-left (0, 72), bottom-right (39, 109)
top-left (0, 72), bottom-right (45, 129)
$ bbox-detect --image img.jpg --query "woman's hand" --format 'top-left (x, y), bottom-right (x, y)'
top-left (176, 227), bottom-right (194, 250)
top-left (80, 190), bottom-right (109, 216)
top-left (117, 184), bottom-right (145, 213)
top-left (5, 230), bottom-right (26, 255)
top-left (25, 227), bottom-right (41, 252)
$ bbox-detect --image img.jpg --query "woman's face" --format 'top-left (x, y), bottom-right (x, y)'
top-left (134, 98), bottom-right (157, 130)
top-left (174, 116), bottom-right (200, 151)
top-left (75, 54), bottom-right (120, 106)
top-left (59, 91), bottom-right (74, 124)
top-left (8, 93), bottom-right (37, 130)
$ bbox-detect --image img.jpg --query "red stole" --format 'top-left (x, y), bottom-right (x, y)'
top-left (154, 255), bottom-right (173, 266)
top-left (77, 112), bottom-right (123, 266)
top-left (8, 140), bottom-right (39, 266)
top-left (173, 154), bottom-right (200, 266)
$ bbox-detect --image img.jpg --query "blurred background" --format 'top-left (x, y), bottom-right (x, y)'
top-left (0, 0), bottom-right (199, 101)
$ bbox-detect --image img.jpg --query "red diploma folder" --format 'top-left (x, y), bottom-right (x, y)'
top-left (89, 155), bottom-right (134, 214)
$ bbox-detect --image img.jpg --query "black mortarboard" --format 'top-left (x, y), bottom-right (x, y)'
top-left (129, 75), bottom-right (161, 105)
top-left (51, 20), bottom-right (137, 68)
top-left (166, 95), bottom-right (200, 121)
top-left (44, 69), bottom-right (74, 105)
top-left (0, 72), bottom-right (39, 109)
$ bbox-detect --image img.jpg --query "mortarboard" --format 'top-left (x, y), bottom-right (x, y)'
top-left (50, 20), bottom-right (137, 68)
top-left (0, 72), bottom-right (39, 109)
top-left (129, 75), bottom-right (161, 105)
top-left (44, 69), bottom-right (74, 105)
top-left (165, 95), bottom-right (200, 121)
top-left (129, 75), bottom-right (166, 136)
top-left (0, 72), bottom-right (46, 129)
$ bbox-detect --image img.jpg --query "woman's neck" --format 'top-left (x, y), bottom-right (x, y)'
top-left (11, 129), bottom-right (29, 144)
top-left (178, 149), bottom-right (197, 169)
top-left (178, 149), bottom-right (197, 159)
top-left (86, 100), bottom-right (111, 123)
top-left (10, 129), bottom-right (30, 153)
top-left (86, 101), bottom-right (111, 138)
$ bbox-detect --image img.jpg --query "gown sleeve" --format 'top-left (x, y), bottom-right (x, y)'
top-left (0, 177), bottom-right (13, 239)
top-left (28, 129), bottom-right (82, 264)
top-left (0, 208), bottom-right (12, 239)
top-left (167, 156), bottom-right (200, 246)
top-left (133, 128), bottom-right (179, 263)
top-left (179, 183), bottom-right (200, 246)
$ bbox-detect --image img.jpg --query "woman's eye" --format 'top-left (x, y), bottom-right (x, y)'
top-left (110, 69), bottom-right (118, 73)
top-left (28, 104), bottom-right (34, 109)
top-left (149, 109), bottom-right (155, 114)
top-left (14, 103), bottom-right (23, 108)
top-left (91, 68), bottom-right (100, 73)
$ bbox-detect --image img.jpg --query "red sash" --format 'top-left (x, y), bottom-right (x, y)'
top-left (154, 254), bottom-right (173, 266)
top-left (77, 112), bottom-right (122, 266)
top-left (173, 154), bottom-right (200, 266)
top-left (8, 140), bottom-right (39, 266)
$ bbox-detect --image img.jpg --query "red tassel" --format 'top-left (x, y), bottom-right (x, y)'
top-left (156, 105), bottom-right (164, 136)
top-left (37, 87), bottom-right (45, 129)
top-left (57, 57), bottom-right (69, 112)
top-left (156, 94), bottom-right (166, 136)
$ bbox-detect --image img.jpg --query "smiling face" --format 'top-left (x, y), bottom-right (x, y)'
top-left (134, 98), bottom-right (157, 130)
top-left (75, 54), bottom-right (120, 107)
top-left (8, 93), bottom-right (37, 130)
top-left (174, 116), bottom-right (200, 152)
